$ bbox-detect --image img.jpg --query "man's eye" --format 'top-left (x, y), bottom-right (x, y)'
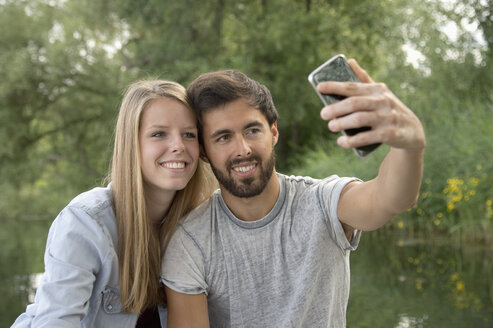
top-left (246, 128), bottom-right (261, 135)
top-left (217, 135), bottom-right (229, 142)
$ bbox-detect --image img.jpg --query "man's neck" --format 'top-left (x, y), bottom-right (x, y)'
top-left (221, 171), bottom-right (280, 222)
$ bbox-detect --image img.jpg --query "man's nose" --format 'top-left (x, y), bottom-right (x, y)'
top-left (234, 136), bottom-right (252, 157)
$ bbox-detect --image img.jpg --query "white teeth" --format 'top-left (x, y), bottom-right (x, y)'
top-left (233, 164), bottom-right (255, 172)
top-left (163, 162), bottom-right (185, 169)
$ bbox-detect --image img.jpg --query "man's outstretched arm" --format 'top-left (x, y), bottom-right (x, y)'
top-left (318, 59), bottom-right (426, 231)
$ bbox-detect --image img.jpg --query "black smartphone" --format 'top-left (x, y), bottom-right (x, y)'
top-left (308, 54), bottom-right (380, 157)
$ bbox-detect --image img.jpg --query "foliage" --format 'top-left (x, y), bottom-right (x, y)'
top-left (0, 0), bottom-right (134, 219)
top-left (0, 0), bottom-right (491, 245)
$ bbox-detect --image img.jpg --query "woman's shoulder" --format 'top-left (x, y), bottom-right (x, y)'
top-left (52, 185), bottom-right (117, 243)
top-left (67, 184), bottom-right (113, 214)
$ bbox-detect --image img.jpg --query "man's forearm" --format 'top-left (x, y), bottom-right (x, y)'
top-left (338, 146), bottom-right (424, 231)
top-left (374, 147), bottom-right (425, 216)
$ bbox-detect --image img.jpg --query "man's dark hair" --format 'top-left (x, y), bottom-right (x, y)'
top-left (187, 70), bottom-right (278, 142)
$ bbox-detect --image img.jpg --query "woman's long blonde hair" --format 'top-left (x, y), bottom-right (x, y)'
top-left (109, 80), bottom-right (216, 313)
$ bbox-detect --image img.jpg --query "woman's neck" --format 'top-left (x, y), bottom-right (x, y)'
top-left (144, 187), bottom-right (176, 225)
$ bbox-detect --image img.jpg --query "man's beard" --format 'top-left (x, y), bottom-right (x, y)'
top-left (209, 151), bottom-right (275, 198)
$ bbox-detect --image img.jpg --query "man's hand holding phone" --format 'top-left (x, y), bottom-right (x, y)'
top-left (312, 56), bottom-right (426, 155)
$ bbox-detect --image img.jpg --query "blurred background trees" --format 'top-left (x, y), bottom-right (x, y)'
top-left (0, 0), bottom-right (491, 240)
top-left (1, 1), bottom-right (492, 326)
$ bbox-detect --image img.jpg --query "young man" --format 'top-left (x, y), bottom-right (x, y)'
top-left (161, 60), bottom-right (426, 327)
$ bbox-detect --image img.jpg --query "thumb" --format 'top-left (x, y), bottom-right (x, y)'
top-left (348, 58), bottom-right (374, 83)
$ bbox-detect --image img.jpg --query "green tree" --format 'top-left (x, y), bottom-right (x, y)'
top-left (0, 0), bottom-right (131, 218)
top-left (1, 0), bottom-right (491, 223)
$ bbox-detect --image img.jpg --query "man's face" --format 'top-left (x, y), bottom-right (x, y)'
top-left (201, 98), bottom-right (278, 198)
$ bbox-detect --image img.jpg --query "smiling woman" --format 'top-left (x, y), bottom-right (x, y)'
top-left (11, 80), bottom-right (216, 328)
top-left (138, 97), bottom-right (200, 217)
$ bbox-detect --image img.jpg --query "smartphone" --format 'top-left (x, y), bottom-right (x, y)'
top-left (308, 54), bottom-right (380, 157)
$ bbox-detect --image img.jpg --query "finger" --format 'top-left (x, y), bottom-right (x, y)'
top-left (337, 129), bottom-right (382, 149)
top-left (316, 80), bottom-right (384, 100)
top-left (328, 111), bottom-right (379, 133)
top-left (320, 95), bottom-right (382, 120)
top-left (347, 58), bottom-right (374, 83)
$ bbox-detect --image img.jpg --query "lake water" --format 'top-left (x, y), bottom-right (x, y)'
top-left (1, 218), bottom-right (492, 327)
top-left (348, 233), bottom-right (493, 327)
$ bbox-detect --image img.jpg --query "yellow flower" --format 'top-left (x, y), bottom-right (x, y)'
top-left (451, 273), bottom-right (459, 281)
top-left (434, 219), bottom-right (441, 226)
top-left (397, 220), bottom-right (404, 229)
top-left (447, 203), bottom-right (455, 211)
top-left (476, 164), bottom-right (482, 171)
top-left (425, 178), bottom-right (431, 185)
top-left (456, 281), bottom-right (465, 291)
top-left (444, 178), bottom-right (464, 195)
top-left (437, 212), bottom-right (443, 218)
top-left (452, 195), bottom-right (462, 203)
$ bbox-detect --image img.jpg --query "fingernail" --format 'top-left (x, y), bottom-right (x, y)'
top-left (328, 120), bottom-right (336, 131)
top-left (321, 108), bottom-right (329, 119)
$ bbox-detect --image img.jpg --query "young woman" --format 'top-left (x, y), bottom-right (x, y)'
top-left (12, 80), bottom-right (217, 327)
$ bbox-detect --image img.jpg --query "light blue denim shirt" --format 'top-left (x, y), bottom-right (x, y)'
top-left (11, 185), bottom-right (167, 328)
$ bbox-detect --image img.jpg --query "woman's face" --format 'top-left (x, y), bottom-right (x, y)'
top-left (139, 97), bottom-right (199, 197)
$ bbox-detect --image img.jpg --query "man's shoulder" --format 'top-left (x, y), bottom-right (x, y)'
top-left (279, 173), bottom-right (341, 190)
top-left (279, 173), bottom-right (358, 210)
top-left (177, 190), bottom-right (221, 234)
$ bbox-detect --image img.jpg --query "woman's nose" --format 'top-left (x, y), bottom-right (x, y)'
top-left (170, 135), bottom-right (185, 152)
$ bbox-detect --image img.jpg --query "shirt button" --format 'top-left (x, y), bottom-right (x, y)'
top-left (107, 304), bottom-right (113, 310)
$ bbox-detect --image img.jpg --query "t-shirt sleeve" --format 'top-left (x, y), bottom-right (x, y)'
top-left (318, 175), bottom-right (362, 252)
top-left (161, 225), bottom-right (209, 295)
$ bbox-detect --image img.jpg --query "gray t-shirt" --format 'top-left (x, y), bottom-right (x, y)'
top-left (161, 174), bottom-right (361, 327)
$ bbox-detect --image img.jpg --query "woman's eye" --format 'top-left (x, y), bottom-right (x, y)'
top-left (184, 132), bottom-right (197, 139)
top-left (152, 132), bottom-right (165, 137)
